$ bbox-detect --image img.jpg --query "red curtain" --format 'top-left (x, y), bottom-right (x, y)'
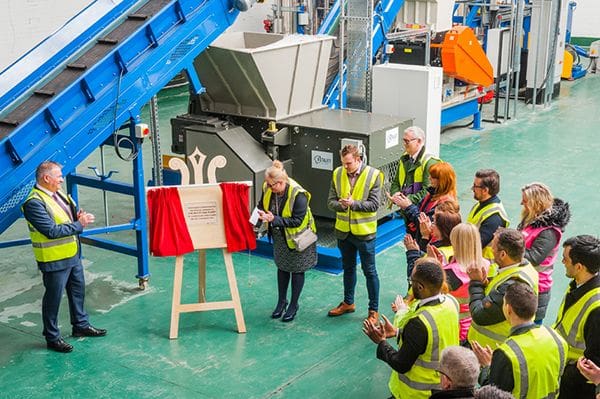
top-left (147, 187), bottom-right (194, 257)
top-left (220, 183), bottom-right (256, 253)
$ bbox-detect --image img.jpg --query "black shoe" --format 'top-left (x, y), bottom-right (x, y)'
top-left (282, 305), bottom-right (298, 322)
top-left (271, 300), bottom-right (288, 319)
top-left (72, 325), bottom-right (107, 337)
top-left (47, 338), bottom-right (73, 353)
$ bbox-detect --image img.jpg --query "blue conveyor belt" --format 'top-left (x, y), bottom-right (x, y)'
top-left (0, 0), bottom-right (242, 234)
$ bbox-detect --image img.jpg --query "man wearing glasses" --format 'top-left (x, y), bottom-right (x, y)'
top-left (389, 126), bottom-right (439, 206)
top-left (467, 169), bottom-right (509, 262)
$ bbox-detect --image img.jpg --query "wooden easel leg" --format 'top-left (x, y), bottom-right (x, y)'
top-left (169, 255), bottom-right (184, 339)
top-left (198, 249), bottom-right (206, 303)
top-left (223, 250), bottom-right (246, 333)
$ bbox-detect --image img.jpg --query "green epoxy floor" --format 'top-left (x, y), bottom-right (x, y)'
top-left (1, 74), bottom-right (599, 398)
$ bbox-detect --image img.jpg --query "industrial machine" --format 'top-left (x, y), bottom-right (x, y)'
top-left (169, 32), bottom-right (412, 270)
top-left (371, 0), bottom-right (494, 139)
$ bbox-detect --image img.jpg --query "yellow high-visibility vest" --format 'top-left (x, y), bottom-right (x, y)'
top-left (467, 201), bottom-right (509, 260)
top-left (262, 178), bottom-right (316, 250)
top-left (389, 295), bottom-right (460, 399)
top-left (553, 286), bottom-right (600, 362)
top-left (332, 165), bottom-right (382, 236)
top-left (22, 188), bottom-right (78, 263)
top-left (468, 263), bottom-right (539, 348)
top-left (499, 325), bottom-right (567, 399)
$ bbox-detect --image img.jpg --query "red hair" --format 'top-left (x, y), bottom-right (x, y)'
top-left (430, 162), bottom-right (457, 201)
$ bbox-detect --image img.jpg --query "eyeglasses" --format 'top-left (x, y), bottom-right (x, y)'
top-left (471, 184), bottom-right (485, 189)
top-left (408, 277), bottom-right (422, 286)
top-left (437, 369), bottom-right (451, 381)
top-left (267, 181), bottom-right (281, 189)
top-left (402, 137), bottom-right (418, 145)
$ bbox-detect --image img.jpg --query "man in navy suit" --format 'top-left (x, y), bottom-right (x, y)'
top-left (22, 161), bottom-right (107, 353)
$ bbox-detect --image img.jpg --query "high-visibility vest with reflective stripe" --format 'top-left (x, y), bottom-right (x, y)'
top-left (468, 262), bottom-right (539, 348)
top-left (467, 201), bottom-right (510, 260)
top-left (397, 153), bottom-right (438, 195)
top-left (389, 295), bottom-right (460, 399)
top-left (499, 326), bottom-right (567, 399)
top-left (553, 286), bottom-right (600, 362)
top-left (262, 179), bottom-right (316, 250)
top-left (332, 165), bottom-right (382, 236)
top-left (22, 188), bottom-right (78, 263)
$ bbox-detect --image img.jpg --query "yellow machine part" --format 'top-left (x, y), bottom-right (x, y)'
top-left (562, 49), bottom-right (574, 79)
top-left (441, 25), bottom-right (494, 87)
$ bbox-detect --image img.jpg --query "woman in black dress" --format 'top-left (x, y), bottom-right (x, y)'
top-left (257, 161), bottom-right (318, 322)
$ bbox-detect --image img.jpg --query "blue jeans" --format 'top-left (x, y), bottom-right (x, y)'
top-left (338, 235), bottom-right (379, 311)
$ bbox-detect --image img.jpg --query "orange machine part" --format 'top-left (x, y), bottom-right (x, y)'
top-left (441, 25), bottom-right (494, 87)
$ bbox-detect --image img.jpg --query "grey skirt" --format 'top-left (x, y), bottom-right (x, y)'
top-left (272, 228), bottom-right (317, 273)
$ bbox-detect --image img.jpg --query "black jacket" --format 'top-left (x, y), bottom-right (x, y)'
top-left (377, 298), bottom-right (443, 374)
top-left (558, 275), bottom-right (600, 399)
top-left (519, 198), bottom-right (571, 266)
top-left (430, 388), bottom-right (475, 399)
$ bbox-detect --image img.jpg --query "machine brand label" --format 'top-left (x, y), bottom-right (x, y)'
top-left (385, 127), bottom-right (399, 149)
top-left (311, 150), bottom-right (333, 171)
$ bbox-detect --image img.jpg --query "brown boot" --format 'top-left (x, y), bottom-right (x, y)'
top-left (328, 302), bottom-right (356, 317)
top-left (366, 310), bottom-right (379, 325)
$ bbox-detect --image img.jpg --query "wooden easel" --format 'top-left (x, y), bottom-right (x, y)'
top-left (148, 183), bottom-right (248, 339)
top-left (169, 248), bottom-right (246, 339)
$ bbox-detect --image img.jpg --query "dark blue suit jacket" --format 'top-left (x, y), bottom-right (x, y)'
top-left (22, 194), bottom-right (84, 272)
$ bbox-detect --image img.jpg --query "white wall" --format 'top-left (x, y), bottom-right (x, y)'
top-left (228, 1), bottom-right (274, 33)
top-left (571, 0), bottom-right (600, 38)
top-left (0, 0), bottom-right (93, 71)
top-left (0, 0), bottom-right (274, 73)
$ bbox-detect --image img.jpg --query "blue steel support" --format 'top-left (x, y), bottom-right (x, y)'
top-left (441, 98), bottom-right (482, 130)
top-left (66, 123), bottom-right (149, 283)
top-left (130, 121), bottom-right (149, 282)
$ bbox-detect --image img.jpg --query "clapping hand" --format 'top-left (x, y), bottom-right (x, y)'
top-left (362, 318), bottom-right (386, 344)
top-left (77, 210), bottom-right (95, 227)
top-left (380, 315), bottom-right (398, 338)
top-left (426, 244), bottom-right (445, 264)
top-left (391, 294), bottom-right (408, 313)
top-left (467, 262), bottom-right (488, 283)
top-left (388, 192), bottom-right (411, 209)
top-left (471, 340), bottom-right (493, 367)
top-left (403, 234), bottom-right (419, 251)
top-left (418, 212), bottom-right (432, 239)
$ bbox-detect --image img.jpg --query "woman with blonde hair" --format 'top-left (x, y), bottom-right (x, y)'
top-left (257, 161), bottom-right (317, 322)
top-left (445, 223), bottom-right (490, 341)
top-left (518, 182), bottom-right (570, 323)
top-left (392, 162), bottom-right (458, 249)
